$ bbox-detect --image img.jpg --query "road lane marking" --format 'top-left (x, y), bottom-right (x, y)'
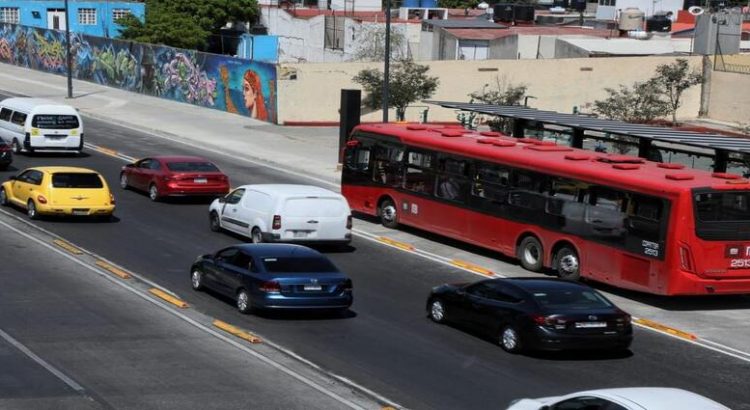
top-left (633, 318), bottom-right (697, 341)
top-left (450, 259), bottom-right (495, 277)
top-left (213, 320), bottom-right (262, 344)
top-left (83, 142), bottom-right (136, 162)
top-left (0, 215), bottom-right (391, 409)
top-left (377, 236), bottom-right (415, 251)
top-left (148, 288), bottom-right (189, 308)
top-left (95, 260), bottom-right (132, 279)
top-left (0, 328), bottom-right (85, 393)
top-left (53, 239), bottom-right (83, 255)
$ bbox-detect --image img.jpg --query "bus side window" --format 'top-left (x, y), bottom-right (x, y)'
top-left (0, 108), bottom-right (11, 122)
top-left (404, 150), bottom-right (435, 194)
top-left (584, 187), bottom-right (627, 239)
top-left (627, 195), bottom-right (664, 242)
top-left (345, 146), bottom-right (370, 173)
top-left (472, 163), bottom-right (510, 202)
top-left (372, 145), bottom-right (404, 186)
top-left (508, 171), bottom-right (546, 210)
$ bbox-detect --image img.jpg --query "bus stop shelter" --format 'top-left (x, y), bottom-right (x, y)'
top-left (425, 101), bottom-right (750, 173)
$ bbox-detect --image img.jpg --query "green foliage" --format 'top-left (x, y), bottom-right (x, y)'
top-left (593, 80), bottom-right (670, 123)
top-left (118, 0), bottom-right (259, 50)
top-left (651, 58), bottom-right (704, 125)
top-left (351, 25), bottom-right (407, 62)
top-left (468, 76), bottom-right (528, 133)
top-left (353, 58), bottom-right (439, 120)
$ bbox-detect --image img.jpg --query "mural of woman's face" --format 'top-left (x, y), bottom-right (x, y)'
top-left (243, 79), bottom-right (256, 112)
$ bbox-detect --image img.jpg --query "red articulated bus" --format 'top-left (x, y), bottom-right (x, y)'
top-left (341, 123), bottom-right (750, 296)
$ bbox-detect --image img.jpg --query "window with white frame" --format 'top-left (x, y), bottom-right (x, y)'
top-left (0, 7), bottom-right (20, 24)
top-left (112, 9), bottom-right (130, 21)
top-left (78, 8), bottom-right (97, 25)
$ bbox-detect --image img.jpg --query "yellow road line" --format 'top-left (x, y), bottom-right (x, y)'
top-left (96, 147), bottom-right (119, 157)
top-left (148, 288), bottom-right (189, 309)
top-left (213, 320), bottom-right (262, 344)
top-left (377, 236), bottom-right (415, 251)
top-left (95, 260), bottom-right (131, 279)
top-left (634, 318), bottom-right (697, 341)
top-left (53, 239), bottom-right (83, 255)
top-left (450, 259), bottom-right (495, 276)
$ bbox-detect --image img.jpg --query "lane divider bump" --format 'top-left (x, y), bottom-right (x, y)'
top-left (377, 236), bottom-right (415, 252)
top-left (213, 320), bottom-right (262, 344)
top-left (634, 318), bottom-right (697, 341)
top-left (95, 260), bottom-right (132, 279)
top-left (53, 239), bottom-right (83, 255)
top-left (95, 146), bottom-right (119, 156)
top-left (148, 288), bottom-right (189, 309)
top-left (450, 259), bottom-right (495, 277)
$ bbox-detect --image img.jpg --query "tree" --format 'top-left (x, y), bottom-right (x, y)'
top-left (651, 58), bottom-right (704, 126)
top-left (351, 24), bottom-right (407, 62)
top-left (353, 58), bottom-right (439, 121)
top-left (468, 76), bottom-right (528, 133)
top-left (118, 0), bottom-right (259, 50)
top-left (593, 80), bottom-right (670, 124)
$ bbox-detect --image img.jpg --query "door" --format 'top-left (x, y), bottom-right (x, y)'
top-left (281, 197), bottom-right (348, 241)
top-left (219, 251), bottom-right (255, 294)
top-left (47, 9), bottom-right (67, 30)
top-left (220, 188), bottom-right (248, 235)
top-left (0, 107), bottom-right (13, 143)
top-left (10, 170), bottom-right (43, 206)
top-left (206, 248), bottom-right (239, 295)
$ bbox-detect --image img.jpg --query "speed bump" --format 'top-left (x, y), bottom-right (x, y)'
top-left (95, 260), bottom-right (131, 279)
top-left (634, 318), bottom-right (697, 341)
top-left (148, 288), bottom-right (189, 308)
top-left (53, 239), bottom-right (83, 255)
top-left (213, 320), bottom-right (262, 344)
top-left (450, 259), bottom-right (494, 276)
top-left (377, 236), bottom-right (415, 251)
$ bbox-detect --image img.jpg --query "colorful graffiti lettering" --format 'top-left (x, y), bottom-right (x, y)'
top-left (0, 23), bottom-right (277, 123)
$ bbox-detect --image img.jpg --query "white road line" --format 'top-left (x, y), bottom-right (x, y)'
top-left (0, 217), bottom-right (388, 410)
top-left (632, 321), bottom-right (750, 364)
top-left (0, 328), bottom-right (86, 393)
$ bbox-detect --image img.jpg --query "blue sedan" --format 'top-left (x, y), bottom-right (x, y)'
top-left (190, 244), bottom-right (353, 314)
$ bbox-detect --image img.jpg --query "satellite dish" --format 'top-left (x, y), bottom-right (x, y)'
top-left (688, 6), bottom-right (704, 16)
top-left (477, 2), bottom-right (489, 10)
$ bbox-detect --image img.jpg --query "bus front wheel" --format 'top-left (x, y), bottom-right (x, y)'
top-left (517, 236), bottom-right (544, 272)
top-left (379, 198), bottom-right (399, 229)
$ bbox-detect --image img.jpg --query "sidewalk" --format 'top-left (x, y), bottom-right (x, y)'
top-left (0, 63), bottom-right (343, 185)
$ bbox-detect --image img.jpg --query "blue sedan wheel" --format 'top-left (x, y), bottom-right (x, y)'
top-left (237, 289), bottom-right (252, 314)
top-left (429, 299), bottom-right (447, 323)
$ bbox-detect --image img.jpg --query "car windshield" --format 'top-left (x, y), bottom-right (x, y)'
top-left (31, 114), bottom-right (79, 129)
top-left (261, 257), bottom-right (337, 273)
top-left (531, 288), bottom-right (613, 310)
top-left (166, 162), bottom-right (219, 172)
top-left (52, 173), bottom-right (103, 188)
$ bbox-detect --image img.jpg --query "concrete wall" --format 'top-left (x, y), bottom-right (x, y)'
top-left (277, 56), bottom-right (703, 123)
top-left (708, 70), bottom-right (750, 125)
top-left (490, 36), bottom-right (517, 59)
top-left (554, 38), bottom-right (591, 58)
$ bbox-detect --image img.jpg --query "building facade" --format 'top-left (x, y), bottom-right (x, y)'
top-left (0, 0), bottom-right (145, 38)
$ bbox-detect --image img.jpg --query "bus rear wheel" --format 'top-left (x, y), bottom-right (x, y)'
top-left (555, 246), bottom-right (580, 281)
top-left (517, 236), bottom-right (543, 272)
top-left (379, 198), bottom-right (399, 229)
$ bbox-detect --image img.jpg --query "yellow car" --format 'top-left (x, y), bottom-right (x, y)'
top-left (0, 166), bottom-right (115, 220)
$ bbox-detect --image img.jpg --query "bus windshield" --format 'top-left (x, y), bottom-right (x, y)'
top-left (694, 191), bottom-right (750, 240)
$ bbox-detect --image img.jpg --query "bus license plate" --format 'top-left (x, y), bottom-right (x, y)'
top-left (575, 322), bottom-right (606, 328)
top-left (304, 285), bottom-right (322, 291)
top-left (194, 178), bottom-right (207, 184)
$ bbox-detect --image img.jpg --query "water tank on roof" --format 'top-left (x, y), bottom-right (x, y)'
top-left (419, 0), bottom-right (438, 8)
top-left (646, 14), bottom-right (672, 32)
top-left (514, 4), bottom-right (535, 23)
top-left (402, 0), bottom-right (420, 7)
top-left (493, 3), bottom-right (514, 23)
top-left (618, 8), bottom-right (645, 31)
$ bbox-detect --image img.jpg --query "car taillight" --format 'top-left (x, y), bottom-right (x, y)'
top-left (530, 314), bottom-right (567, 330)
top-left (343, 279), bottom-right (353, 292)
top-left (346, 215), bottom-right (352, 229)
top-left (259, 280), bottom-right (281, 293)
top-left (37, 195), bottom-right (48, 204)
top-left (0, 144), bottom-right (9, 152)
top-left (110, 194), bottom-right (116, 205)
top-left (679, 245), bottom-right (695, 273)
top-left (615, 312), bottom-right (632, 326)
top-left (272, 215), bottom-right (281, 230)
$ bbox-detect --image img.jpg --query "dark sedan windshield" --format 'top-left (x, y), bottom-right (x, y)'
top-left (531, 289), bottom-right (612, 310)
top-left (166, 162), bottom-right (219, 172)
top-left (261, 257), bottom-right (337, 273)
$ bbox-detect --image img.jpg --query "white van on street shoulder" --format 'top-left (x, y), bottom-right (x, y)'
top-left (209, 184), bottom-right (352, 245)
top-left (0, 98), bottom-right (84, 154)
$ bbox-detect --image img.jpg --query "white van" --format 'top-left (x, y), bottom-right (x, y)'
top-left (209, 184), bottom-right (352, 245)
top-left (0, 98), bottom-right (84, 154)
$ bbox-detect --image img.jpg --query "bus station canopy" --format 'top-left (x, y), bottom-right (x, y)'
top-left (425, 101), bottom-right (750, 155)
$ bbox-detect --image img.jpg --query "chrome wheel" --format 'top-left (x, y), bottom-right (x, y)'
top-left (191, 270), bottom-right (203, 291)
top-left (237, 289), bottom-right (251, 313)
top-left (379, 198), bottom-right (399, 229)
top-left (27, 200), bottom-right (37, 220)
top-left (148, 184), bottom-right (159, 201)
top-left (559, 254), bottom-right (578, 274)
top-left (119, 173), bottom-right (129, 189)
top-left (251, 228), bottom-right (263, 244)
top-left (429, 299), bottom-right (446, 323)
top-left (556, 247), bottom-right (581, 281)
top-left (209, 212), bottom-right (221, 232)
top-left (517, 236), bottom-right (544, 272)
top-left (500, 326), bottom-right (522, 353)
top-left (523, 244), bottom-right (540, 266)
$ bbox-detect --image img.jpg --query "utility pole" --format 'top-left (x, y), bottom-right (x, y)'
top-left (64, 0), bottom-right (73, 98)
top-left (382, 0), bottom-right (391, 123)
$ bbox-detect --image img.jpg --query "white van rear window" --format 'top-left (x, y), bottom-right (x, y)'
top-left (283, 198), bottom-right (346, 217)
top-left (32, 115), bottom-right (80, 129)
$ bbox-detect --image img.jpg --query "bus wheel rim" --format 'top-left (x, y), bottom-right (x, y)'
top-left (382, 205), bottom-right (396, 222)
top-left (523, 244), bottom-right (540, 264)
top-left (559, 254), bottom-right (579, 274)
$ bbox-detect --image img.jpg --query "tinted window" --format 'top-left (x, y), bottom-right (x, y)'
top-left (31, 115), bottom-right (80, 129)
top-left (10, 111), bottom-right (27, 126)
top-left (551, 396), bottom-right (626, 410)
top-left (51, 173), bottom-right (104, 188)
top-left (531, 288), bottom-right (613, 310)
top-left (404, 151), bottom-right (435, 194)
top-left (472, 162), bottom-right (510, 202)
top-left (216, 248), bottom-right (239, 263)
top-left (137, 159), bottom-right (152, 169)
top-left (261, 256), bottom-right (337, 273)
top-left (25, 170), bottom-right (43, 185)
top-left (0, 108), bottom-right (11, 121)
top-left (166, 162), bottom-right (219, 172)
top-left (225, 189), bottom-right (244, 205)
top-left (695, 191), bottom-right (750, 222)
top-left (371, 143), bottom-right (403, 186)
top-left (230, 252), bottom-right (256, 271)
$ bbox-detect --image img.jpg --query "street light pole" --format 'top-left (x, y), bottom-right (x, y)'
top-left (382, 0), bottom-right (391, 123)
top-left (64, 0), bottom-right (73, 98)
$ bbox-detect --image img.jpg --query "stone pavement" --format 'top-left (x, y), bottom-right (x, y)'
top-left (0, 63), bottom-right (343, 185)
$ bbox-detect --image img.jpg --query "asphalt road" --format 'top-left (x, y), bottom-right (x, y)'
top-left (0, 115), bottom-right (748, 409)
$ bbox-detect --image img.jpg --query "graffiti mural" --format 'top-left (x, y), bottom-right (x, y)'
top-left (0, 23), bottom-right (277, 123)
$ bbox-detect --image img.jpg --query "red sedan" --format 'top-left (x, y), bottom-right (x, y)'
top-left (119, 156), bottom-right (230, 201)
